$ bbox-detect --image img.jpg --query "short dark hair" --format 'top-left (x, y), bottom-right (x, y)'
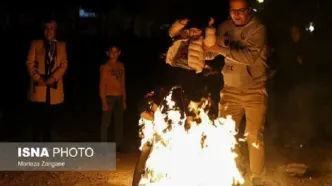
top-left (43, 19), bottom-right (57, 29)
top-left (107, 44), bottom-right (121, 51)
top-left (185, 21), bottom-right (205, 31)
top-left (291, 24), bottom-right (301, 30)
top-left (229, 0), bottom-right (250, 7)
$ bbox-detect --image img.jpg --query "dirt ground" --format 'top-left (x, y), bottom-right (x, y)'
top-left (0, 144), bottom-right (331, 186)
top-left (1, 98), bottom-right (331, 186)
top-left (0, 152), bottom-right (138, 186)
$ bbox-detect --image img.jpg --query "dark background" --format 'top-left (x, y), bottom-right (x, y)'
top-left (1, 0), bottom-right (332, 147)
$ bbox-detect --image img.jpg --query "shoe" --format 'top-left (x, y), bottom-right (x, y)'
top-left (251, 177), bottom-right (265, 186)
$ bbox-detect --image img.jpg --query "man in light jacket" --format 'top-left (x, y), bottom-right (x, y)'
top-left (26, 19), bottom-right (68, 142)
top-left (204, 0), bottom-right (269, 185)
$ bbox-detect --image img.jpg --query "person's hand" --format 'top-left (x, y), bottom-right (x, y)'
top-left (102, 102), bottom-right (108, 111)
top-left (151, 103), bottom-right (158, 112)
top-left (140, 111), bottom-right (154, 121)
top-left (45, 76), bottom-right (56, 85)
top-left (180, 18), bottom-right (189, 25)
top-left (203, 43), bottom-right (221, 53)
top-left (297, 56), bottom-right (303, 65)
top-left (36, 77), bottom-right (46, 86)
top-left (208, 17), bottom-right (215, 27)
top-left (202, 43), bottom-right (211, 52)
top-left (268, 70), bottom-right (277, 79)
top-left (203, 69), bottom-right (218, 76)
top-left (123, 101), bottom-right (126, 110)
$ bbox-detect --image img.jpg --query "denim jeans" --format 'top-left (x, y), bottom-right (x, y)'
top-left (100, 95), bottom-right (124, 148)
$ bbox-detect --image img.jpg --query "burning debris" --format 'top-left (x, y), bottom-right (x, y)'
top-left (283, 163), bottom-right (308, 177)
top-left (135, 87), bottom-right (244, 186)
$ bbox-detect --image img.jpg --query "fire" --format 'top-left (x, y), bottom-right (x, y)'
top-left (138, 87), bottom-right (245, 186)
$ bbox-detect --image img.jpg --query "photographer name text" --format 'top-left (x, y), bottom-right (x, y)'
top-left (17, 160), bottom-right (65, 168)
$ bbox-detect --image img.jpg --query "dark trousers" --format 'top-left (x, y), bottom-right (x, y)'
top-left (30, 102), bottom-right (62, 142)
top-left (100, 96), bottom-right (124, 147)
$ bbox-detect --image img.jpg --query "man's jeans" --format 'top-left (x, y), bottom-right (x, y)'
top-left (218, 86), bottom-right (267, 179)
top-left (100, 96), bottom-right (124, 148)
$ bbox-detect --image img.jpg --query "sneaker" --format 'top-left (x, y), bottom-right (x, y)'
top-left (251, 177), bottom-right (265, 186)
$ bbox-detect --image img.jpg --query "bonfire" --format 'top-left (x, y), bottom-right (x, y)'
top-left (137, 87), bottom-right (244, 186)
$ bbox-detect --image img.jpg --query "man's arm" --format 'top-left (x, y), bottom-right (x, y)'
top-left (26, 40), bottom-right (42, 82)
top-left (219, 25), bottom-right (267, 65)
top-left (99, 66), bottom-right (107, 104)
top-left (204, 52), bottom-right (220, 60)
top-left (122, 67), bottom-right (126, 106)
top-left (169, 19), bottom-right (188, 39)
top-left (51, 42), bottom-right (68, 81)
top-left (203, 21), bottom-right (228, 61)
